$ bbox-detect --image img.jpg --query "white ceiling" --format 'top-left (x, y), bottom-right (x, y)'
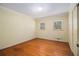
top-left (0, 3), bottom-right (71, 18)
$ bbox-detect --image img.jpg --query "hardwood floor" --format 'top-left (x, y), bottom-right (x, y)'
top-left (0, 38), bottom-right (73, 56)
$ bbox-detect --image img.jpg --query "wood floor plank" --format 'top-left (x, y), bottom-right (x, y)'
top-left (0, 38), bottom-right (73, 56)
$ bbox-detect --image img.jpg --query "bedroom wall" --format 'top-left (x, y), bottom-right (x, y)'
top-left (0, 6), bottom-right (35, 50)
top-left (35, 13), bottom-right (68, 42)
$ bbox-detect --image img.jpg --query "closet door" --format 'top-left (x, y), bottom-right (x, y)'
top-left (69, 4), bottom-right (77, 56)
top-left (72, 6), bottom-right (77, 56)
top-left (77, 5), bottom-right (79, 56)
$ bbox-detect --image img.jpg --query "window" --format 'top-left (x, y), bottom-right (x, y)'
top-left (54, 20), bottom-right (63, 30)
top-left (40, 23), bottom-right (45, 30)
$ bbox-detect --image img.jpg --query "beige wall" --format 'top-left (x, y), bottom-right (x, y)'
top-left (35, 13), bottom-right (68, 42)
top-left (0, 6), bottom-right (35, 50)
